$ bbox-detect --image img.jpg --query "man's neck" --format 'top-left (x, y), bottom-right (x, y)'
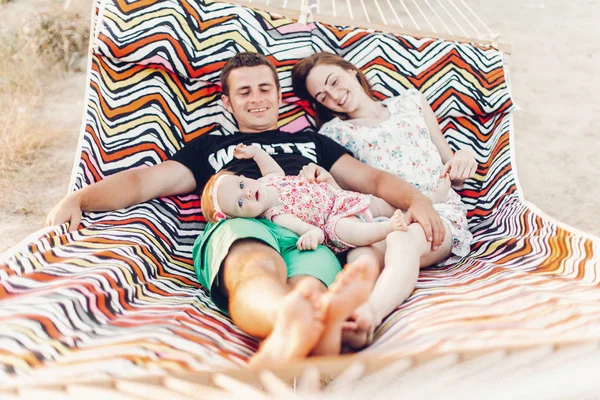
top-left (238, 125), bottom-right (279, 134)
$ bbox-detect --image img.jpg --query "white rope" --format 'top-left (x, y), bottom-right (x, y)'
top-left (398, 0), bottom-right (419, 31)
top-left (435, 0), bottom-right (468, 37)
top-left (346, 0), bottom-right (354, 19)
top-left (359, 0), bottom-right (371, 23)
top-left (411, 0), bottom-right (436, 33)
top-left (283, 0), bottom-right (288, 9)
top-left (385, 0), bottom-right (404, 28)
top-left (456, 0), bottom-right (495, 36)
top-left (423, 0), bottom-right (453, 35)
top-left (447, 0), bottom-right (481, 37)
top-left (374, 0), bottom-right (388, 25)
top-left (332, 0), bottom-right (336, 17)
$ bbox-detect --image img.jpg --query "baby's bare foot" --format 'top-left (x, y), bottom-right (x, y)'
top-left (390, 209), bottom-right (408, 231)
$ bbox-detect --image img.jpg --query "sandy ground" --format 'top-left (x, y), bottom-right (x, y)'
top-left (0, 0), bottom-right (598, 253)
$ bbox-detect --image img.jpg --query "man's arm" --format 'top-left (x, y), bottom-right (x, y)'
top-left (328, 154), bottom-right (446, 249)
top-left (46, 160), bottom-right (196, 231)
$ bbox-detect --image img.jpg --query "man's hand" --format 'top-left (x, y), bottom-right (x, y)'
top-left (45, 192), bottom-right (83, 232)
top-left (404, 197), bottom-right (446, 250)
top-left (233, 143), bottom-right (259, 159)
top-left (296, 228), bottom-right (324, 251)
top-left (440, 149), bottom-right (477, 186)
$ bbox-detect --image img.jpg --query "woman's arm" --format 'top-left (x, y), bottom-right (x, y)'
top-left (234, 144), bottom-right (284, 178)
top-left (421, 93), bottom-right (477, 184)
top-left (421, 93), bottom-right (454, 164)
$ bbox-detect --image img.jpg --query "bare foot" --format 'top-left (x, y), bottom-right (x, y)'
top-left (248, 278), bottom-right (325, 368)
top-left (346, 301), bottom-right (380, 349)
top-left (341, 327), bottom-right (369, 351)
top-left (311, 255), bottom-right (379, 356)
top-left (390, 209), bottom-right (408, 231)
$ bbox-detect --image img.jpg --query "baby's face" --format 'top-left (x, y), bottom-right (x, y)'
top-left (217, 175), bottom-right (267, 218)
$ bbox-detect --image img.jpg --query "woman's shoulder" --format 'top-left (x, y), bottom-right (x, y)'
top-left (386, 88), bottom-right (421, 104)
top-left (318, 117), bottom-right (347, 135)
top-left (386, 88), bottom-right (423, 114)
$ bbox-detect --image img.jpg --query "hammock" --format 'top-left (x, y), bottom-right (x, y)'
top-left (1, 0), bottom-right (599, 396)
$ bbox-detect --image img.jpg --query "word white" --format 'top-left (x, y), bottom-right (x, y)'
top-left (208, 142), bottom-right (317, 172)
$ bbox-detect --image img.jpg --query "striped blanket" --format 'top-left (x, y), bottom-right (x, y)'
top-left (1, 0), bottom-right (599, 382)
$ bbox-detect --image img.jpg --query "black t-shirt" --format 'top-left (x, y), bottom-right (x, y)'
top-left (170, 128), bottom-right (351, 193)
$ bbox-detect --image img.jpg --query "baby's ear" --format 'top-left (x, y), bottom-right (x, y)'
top-left (213, 211), bottom-right (226, 221)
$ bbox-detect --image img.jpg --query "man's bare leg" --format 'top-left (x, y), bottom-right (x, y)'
top-left (223, 239), bottom-right (290, 338)
top-left (249, 278), bottom-right (325, 367)
top-left (222, 240), bottom-right (327, 366)
top-left (311, 255), bottom-right (379, 356)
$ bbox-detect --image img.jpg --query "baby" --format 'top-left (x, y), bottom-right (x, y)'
top-left (201, 144), bottom-right (449, 253)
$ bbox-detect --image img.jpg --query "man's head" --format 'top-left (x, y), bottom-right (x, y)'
top-left (220, 52), bottom-right (282, 133)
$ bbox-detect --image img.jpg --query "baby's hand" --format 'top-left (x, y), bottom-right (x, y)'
top-left (389, 210), bottom-right (408, 231)
top-left (233, 143), bottom-right (258, 159)
top-left (296, 229), bottom-right (324, 251)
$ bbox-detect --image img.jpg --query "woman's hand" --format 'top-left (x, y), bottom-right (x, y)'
top-left (440, 149), bottom-right (477, 186)
top-left (299, 163), bottom-right (340, 188)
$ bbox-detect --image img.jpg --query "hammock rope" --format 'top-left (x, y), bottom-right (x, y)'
top-left (247, 0), bottom-right (497, 42)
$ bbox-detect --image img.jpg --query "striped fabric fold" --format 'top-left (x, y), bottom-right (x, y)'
top-left (1, 0), bottom-right (598, 382)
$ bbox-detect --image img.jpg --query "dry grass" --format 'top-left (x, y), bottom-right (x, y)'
top-left (0, 2), bottom-right (90, 249)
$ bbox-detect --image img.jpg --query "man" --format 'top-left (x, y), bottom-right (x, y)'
top-left (46, 52), bottom-right (445, 365)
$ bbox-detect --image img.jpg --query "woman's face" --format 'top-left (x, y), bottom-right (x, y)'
top-left (305, 63), bottom-right (367, 114)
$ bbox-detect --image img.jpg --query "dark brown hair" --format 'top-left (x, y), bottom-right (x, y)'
top-left (291, 52), bottom-right (377, 127)
top-left (220, 52), bottom-right (280, 96)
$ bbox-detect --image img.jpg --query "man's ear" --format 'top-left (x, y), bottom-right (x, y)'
top-left (278, 90), bottom-right (283, 106)
top-left (222, 94), bottom-right (233, 113)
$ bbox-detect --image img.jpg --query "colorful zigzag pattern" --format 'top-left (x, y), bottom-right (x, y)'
top-left (1, 0), bottom-right (598, 381)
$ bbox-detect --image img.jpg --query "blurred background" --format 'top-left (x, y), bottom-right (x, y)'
top-left (0, 0), bottom-right (598, 252)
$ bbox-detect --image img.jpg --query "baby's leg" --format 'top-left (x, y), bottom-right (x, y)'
top-left (334, 211), bottom-right (406, 248)
top-left (367, 196), bottom-right (397, 218)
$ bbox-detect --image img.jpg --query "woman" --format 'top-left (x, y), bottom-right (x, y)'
top-left (291, 52), bottom-right (476, 348)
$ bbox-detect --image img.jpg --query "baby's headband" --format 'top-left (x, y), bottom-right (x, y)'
top-left (212, 174), bottom-right (229, 222)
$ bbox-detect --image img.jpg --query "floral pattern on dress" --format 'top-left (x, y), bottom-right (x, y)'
top-left (320, 89), bottom-right (472, 259)
top-left (259, 175), bottom-right (372, 253)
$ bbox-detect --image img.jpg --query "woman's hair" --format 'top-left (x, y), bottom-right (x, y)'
top-left (201, 170), bottom-right (235, 223)
top-left (291, 52), bottom-right (377, 127)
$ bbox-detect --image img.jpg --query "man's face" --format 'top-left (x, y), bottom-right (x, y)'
top-left (222, 65), bottom-right (282, 133)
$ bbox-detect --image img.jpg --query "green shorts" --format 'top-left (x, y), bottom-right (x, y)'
top-left (192, 218), bottom-right (342, 313)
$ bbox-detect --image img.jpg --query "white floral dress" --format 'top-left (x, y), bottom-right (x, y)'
top-left (319, 89), bottom-right (472, 260)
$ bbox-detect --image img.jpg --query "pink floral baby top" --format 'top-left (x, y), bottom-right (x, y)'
top-left (319, 89), bottom-right (473, 259)
top-left (259, 175), bottom-right (372, 253)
